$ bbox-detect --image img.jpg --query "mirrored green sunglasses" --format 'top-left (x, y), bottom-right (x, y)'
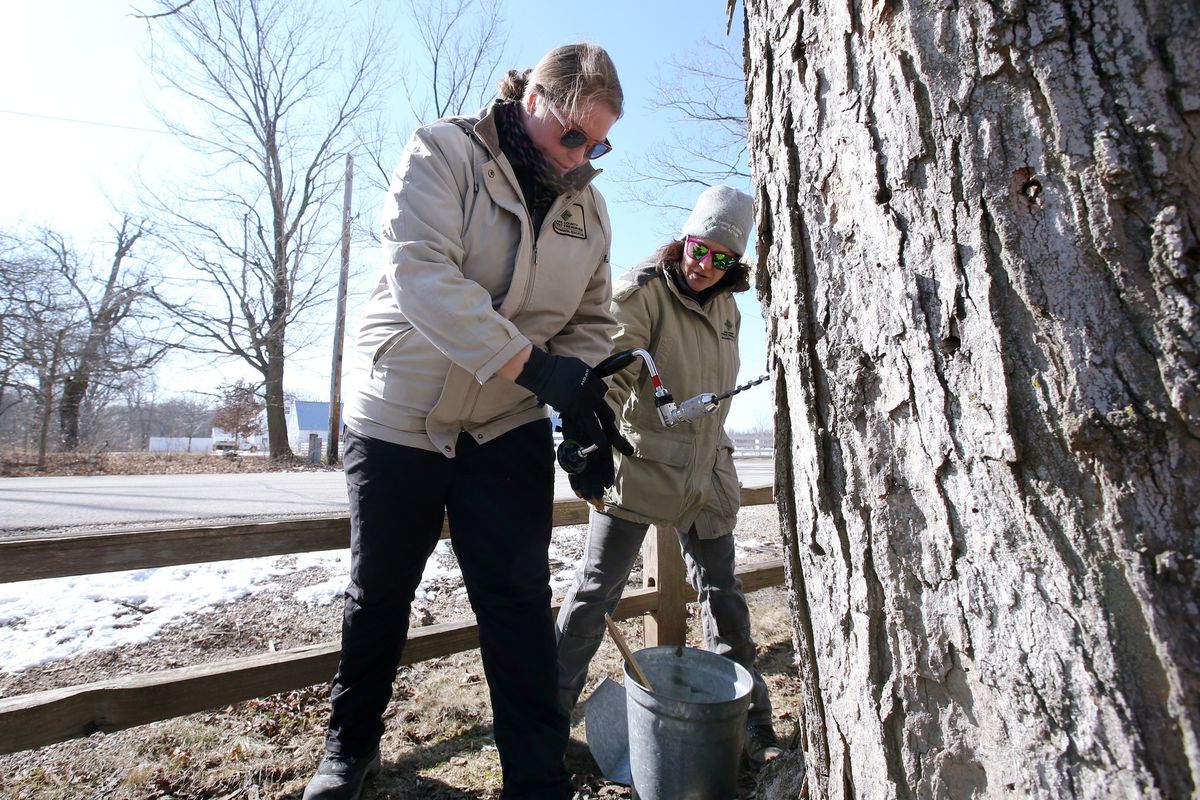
top-left (684, 236), bottom-right (740, 271)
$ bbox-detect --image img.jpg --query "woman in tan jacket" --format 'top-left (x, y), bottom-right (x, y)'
top-left (304, 44), bottom-right (629, 800)
top-left (555, 185), bottom-right (783, 769)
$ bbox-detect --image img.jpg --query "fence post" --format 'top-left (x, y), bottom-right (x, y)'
top-left (308, 434), bottom-right (321, 465)
top-left (642, 524), bottom-right (688, 646)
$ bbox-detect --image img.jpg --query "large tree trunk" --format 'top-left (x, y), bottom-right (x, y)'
top-left (57, 377), bottom-right (88, 451)
top-left (36, 331), bottom-right (67, 470)
top-left (744, 2), bottom-right (1198, 798)
top-left (264, 344), bottom-right (291, 460)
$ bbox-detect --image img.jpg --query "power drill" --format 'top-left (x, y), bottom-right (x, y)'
top-left (556, 348), bottom-right (767, 475)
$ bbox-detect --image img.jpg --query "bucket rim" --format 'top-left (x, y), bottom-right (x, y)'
top-left (624, 645), bottom-right (754, 706)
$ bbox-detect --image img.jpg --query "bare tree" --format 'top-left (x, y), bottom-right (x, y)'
top-left (0, 225), bottom-right (164, 464)
top-left (743, 1), bottom-right (1198, 798)
top-left (621, 37), bottom-right (749, 216)
top-left (47, 218), bottom-right (165, 451)
top-left (403, 0), bottom-right (506, 120)
top-left (83, 374), bottom-right (161, 451)
top-left (0, 234), bottom-right (37, 429)
top-left (142, 0), bottom-right (386, 459)
top-left (359, 0), bottom-right (506, 199)
top-left (171, 394), bottom-right (217, 447)
top-left (102, 391), bottom-right (216, 450)
top-left (3, 259), bottom-right (80, 468)
top-left (131, 0), bottom-right (199, 19)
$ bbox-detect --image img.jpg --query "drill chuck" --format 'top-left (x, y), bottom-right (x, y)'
top-left (673, 393), bottom-right (719, 424)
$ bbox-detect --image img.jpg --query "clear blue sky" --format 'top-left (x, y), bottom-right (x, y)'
top-left (0, 0), bottom-right (772, 430)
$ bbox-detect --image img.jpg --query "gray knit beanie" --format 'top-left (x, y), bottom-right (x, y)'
top-left (680, 185), bottom-right (754, 256)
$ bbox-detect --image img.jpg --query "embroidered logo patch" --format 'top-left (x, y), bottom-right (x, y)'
top-left (721, 319), bottom-right (736, 341)
top-left (553, 204), bottom-right (587, 239)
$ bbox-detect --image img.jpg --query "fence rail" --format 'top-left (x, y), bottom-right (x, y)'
top-left (728, 432), bottom-right (774, 458)
top-left (0, 485), bottom-right (781, 755)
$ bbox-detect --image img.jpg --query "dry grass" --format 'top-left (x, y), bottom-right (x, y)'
top-left (0, 450), bottom-right (336, 478)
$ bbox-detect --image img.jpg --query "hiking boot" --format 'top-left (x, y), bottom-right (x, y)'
top-left (302, 748), bottom-right (381, 800)
top-left (745, 722), bottom-right (783, 769)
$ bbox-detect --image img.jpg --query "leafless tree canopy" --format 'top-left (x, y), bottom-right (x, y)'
top-left (55, 218), bottom-right (167, 451)
top-left (404, 0), bottom-right (506, 121)
top-left (622, 38), bottom-right (750, 216)
top-left (130, 0), bottom-right (201, 20)
top-left (141, 0), bottom-right (386, 459)
top-left (358, 0), bottom-right (506, 203)
top-left (0, 221), bottom-right (166, 463)
top-left (0, 234), bottom-right (70, 463)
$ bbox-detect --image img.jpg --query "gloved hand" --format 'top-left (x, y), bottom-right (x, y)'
top-left (561, 416), bottom-right (615, 506)
top-left (515, 347), bottom-right (633, 459)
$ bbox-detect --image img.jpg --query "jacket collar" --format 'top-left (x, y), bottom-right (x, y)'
top-left (656, 259), bottom-right (744, 311)
top-left (462, 102), bottom-right (601, 192)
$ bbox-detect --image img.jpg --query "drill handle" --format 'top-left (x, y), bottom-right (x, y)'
top-left (595, 349), bottom-right (641, 378)
top-left (556, 439), bottom-right (598, 474)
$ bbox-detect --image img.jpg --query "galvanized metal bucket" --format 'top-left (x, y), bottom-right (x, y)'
top-left (623, 645), bottom-right (753, 800)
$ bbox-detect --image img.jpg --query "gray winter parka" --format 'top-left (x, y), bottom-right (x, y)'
top-left (343, 103), bottom-right (617, 456)
top-left (602, 257), bottom-right (745, 538)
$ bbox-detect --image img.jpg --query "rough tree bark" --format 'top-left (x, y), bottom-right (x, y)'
top-left (743, 2), bottom-right (1198, 798)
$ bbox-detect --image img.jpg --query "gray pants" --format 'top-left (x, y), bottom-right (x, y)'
top-left (555, 509), bottom-right (773, 725)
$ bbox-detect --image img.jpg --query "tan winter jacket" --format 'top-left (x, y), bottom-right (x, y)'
top-left (602, 258), bottom-right (744, 538)
top-left (344, 104), bottom-right (616, 456)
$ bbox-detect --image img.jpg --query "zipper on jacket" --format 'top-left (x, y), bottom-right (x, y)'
top-left (522, 192), bottom-right (568, 311)
top-left (523, 192), bottom-right (553, 314)
top-left (495, 171), bottom-right (538, 316)
top-left (521, 234), bottom-right (538, 313)
top-left (370, 328), bottom-right (411, 371)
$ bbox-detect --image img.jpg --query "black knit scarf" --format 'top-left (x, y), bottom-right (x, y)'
top-left (493, 100), bottom-right (566, 226)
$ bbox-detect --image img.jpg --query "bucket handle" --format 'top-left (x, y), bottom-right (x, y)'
top-left (604, 613), bottom-right (655, 692)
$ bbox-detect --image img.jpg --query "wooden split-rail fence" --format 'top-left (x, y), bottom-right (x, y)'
top-left (0, 485), bottom-right (782, 755)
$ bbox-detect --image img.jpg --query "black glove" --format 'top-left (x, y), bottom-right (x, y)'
top-left (561, 416), bottom-right (615, 504)
top-left (515, 347), bottom-right (633, 457)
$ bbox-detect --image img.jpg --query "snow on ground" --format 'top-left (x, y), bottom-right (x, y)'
top-left (0, 542), bottom-right (454, 674)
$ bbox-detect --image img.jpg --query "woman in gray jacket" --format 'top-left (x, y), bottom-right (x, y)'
top-left (304, 44), bottom-right (629, 800)
top-left (555, 185), bottom-right (783, 769)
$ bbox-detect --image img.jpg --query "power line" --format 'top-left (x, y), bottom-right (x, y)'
top-left (0, 108), bottom-right (171, 136)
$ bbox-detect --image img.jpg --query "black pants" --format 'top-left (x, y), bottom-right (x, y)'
top-left (325, 423), bottom-right (571, 800)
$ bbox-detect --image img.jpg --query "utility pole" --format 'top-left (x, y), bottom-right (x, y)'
top-left (327, 154), bottom-right (353, 465)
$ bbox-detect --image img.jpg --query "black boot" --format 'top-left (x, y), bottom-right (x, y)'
top-left (302, 748), bottom-right (381, 800)
top-left (745, 722), bottom-right (783, 769)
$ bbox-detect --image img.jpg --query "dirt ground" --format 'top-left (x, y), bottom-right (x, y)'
top-left (0, 458), bottom-right (801, 800)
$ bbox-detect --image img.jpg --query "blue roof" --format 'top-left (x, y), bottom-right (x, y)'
top-left (295, 400), bottom-right (341, 431)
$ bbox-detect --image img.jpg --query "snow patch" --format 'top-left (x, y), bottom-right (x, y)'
top-left (0, 542), bottom-right (459, 674)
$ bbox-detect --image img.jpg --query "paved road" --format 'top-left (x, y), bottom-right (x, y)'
top-left (0, 459), bottom-right (774, 534)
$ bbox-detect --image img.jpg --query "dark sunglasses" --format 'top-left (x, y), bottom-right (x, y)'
top-left (537, 88), bottom-right (613, 160)
top-left (684, 236), bottom-right (740, 271)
